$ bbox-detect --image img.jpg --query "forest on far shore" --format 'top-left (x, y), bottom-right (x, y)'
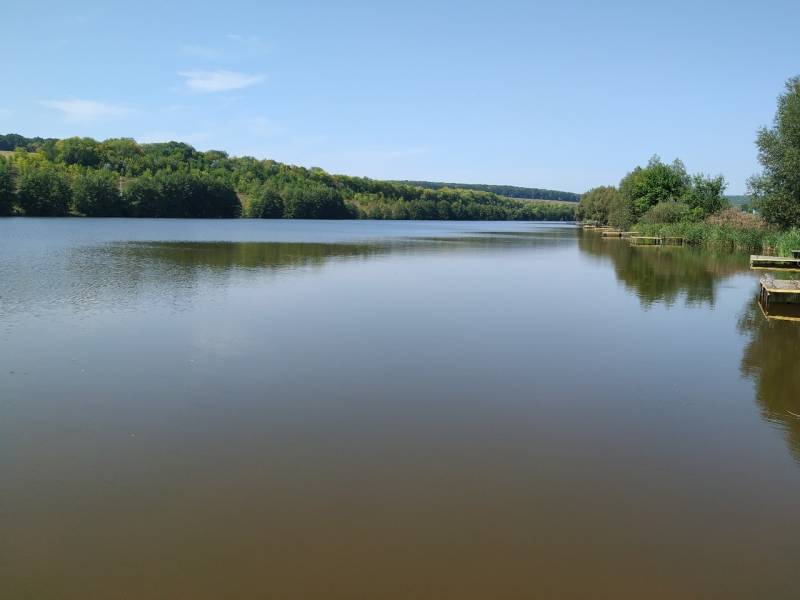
top-left (0, 134), bottom-right (575, 221)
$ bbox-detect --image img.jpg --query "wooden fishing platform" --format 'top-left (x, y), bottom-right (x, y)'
top-left (601, 231), bottom-right (637, 238)
top-left (759, 276), bottom-right (800, 308)
top-left (628, 236), bottom-right (686, 246)
top-left (662, 236), bottom-right (685, 246)
top-left (750, 255), bottom-right (800, 270)
top-left (629, 236), bottom-right (663, 245)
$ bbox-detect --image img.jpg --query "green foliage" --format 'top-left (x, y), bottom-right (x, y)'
top-left (750, 76), bottom-right (800, 229)
top-left (281, 182), bottom-right (351, 218)
top-left (634, 216), bottom-right (799, 255)
top-left (575, 186), bottom-right (617, 224)
top-left (0, 156), bottom-right (15, 215)
top-left (246, 184), bottom-right (284, 218)
top-left (607, 191), bottom-right (637, 231)
top-left (0, 133), bottom-right (57, 152)
top-left (599, 155), bottom-right (728, 230)
top-left (618, 156), bottom-right (690, 219)
top-left (640, 201), bottom-right (692, 224)
top-left (0, 132), bottom-right (576, 221)
top-left (99, 138), bottom-right (144, 175)
top-left (123, 171), bottom-right (240, 218)
top-left (16, 163), bottom-right (71, 216)
top-left (394, 180), bottom-right (580, 202)
top-left (72, 170), bottom-right (126, 216)
top-left (55, 137), bottom-right (103, 167)
top-left (683, 174), bottom-right (728, 218)
top-left (768, 228), bottom-right (800, 256)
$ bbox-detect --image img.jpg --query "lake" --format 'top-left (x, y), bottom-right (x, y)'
top-left (1, 218), bottom-right (799, 599)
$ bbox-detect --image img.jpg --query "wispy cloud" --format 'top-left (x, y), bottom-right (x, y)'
top-left (178, 70), bottom-right (265, 93)
top-left (39, 98), bottom-right (132, 121)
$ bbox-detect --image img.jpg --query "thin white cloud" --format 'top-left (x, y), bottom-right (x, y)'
top-left (178, 70), bottom-right (264, 93)
top-left (39, 98), bottom-right (132, 121)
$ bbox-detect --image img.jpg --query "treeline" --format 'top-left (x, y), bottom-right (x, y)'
top-left (0, 134), bottom-right (575, 221)
top-left (394, 180), bottom-right (580, 202)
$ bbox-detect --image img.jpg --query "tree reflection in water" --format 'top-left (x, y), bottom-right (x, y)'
top-left (738, 298), bottom-right (800, 461)
top-left (578, 230), bottom-right (748, 308)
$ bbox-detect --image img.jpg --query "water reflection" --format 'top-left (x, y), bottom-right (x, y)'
top-left (578, 230), bottom-right (748, 307)
top-left (738, 298), bottom-right (800, 460)
top-left (0, 231), bottom-right (573, 321)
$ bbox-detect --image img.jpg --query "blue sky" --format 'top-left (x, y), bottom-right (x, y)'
top-left (3, 0), bottom-right (799, 193)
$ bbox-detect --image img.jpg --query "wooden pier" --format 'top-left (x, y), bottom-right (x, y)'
top-left (759, 276), bottom-right (800, 308)
top-left (750, 255), bottom-right (800, 270)
top-left (662, 236), bottom-right (685, 246)
top-left (627, 236), bottom-right (687, 246)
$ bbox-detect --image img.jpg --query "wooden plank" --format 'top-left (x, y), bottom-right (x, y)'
top-left (751, 255), bottom-right (800, 269)
top-left (629, 236), bottom-right (662, 245)
top-left (760, 278), bottom-right (800, 294)
top-left (662, 237), bottom-right (685, 245)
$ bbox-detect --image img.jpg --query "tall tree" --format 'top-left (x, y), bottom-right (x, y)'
top-left (750, 76), bottom-right (800, 228)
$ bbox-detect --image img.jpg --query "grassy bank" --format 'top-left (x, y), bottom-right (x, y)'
top-left (633, 222), bottom-right (800, 255)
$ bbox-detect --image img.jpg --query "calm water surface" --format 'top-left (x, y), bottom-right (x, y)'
top-left (1, 218), bottom-right (799, 599)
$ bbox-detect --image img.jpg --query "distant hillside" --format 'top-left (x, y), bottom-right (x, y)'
top-left (395, 180), bottom-right (580, 202)
top-left (726, 195), bottom-right (752, 207)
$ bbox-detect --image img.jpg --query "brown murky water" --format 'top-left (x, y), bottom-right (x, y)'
top-left (1, 219), bottom-right (799, 599)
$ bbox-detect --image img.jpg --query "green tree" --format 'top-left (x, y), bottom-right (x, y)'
top-left (247, 183), bottom-right (284, 218)
top-left (17, 164), bottom-right (72, 216)
top-left (55, 137), bottom-right (103, 167)
top-left (72, 170), bottom-right (127, 216)
top-left (100, 138), bottom-right (145, 175)
top-left (124, 173), bottom-right (163, 217)
top-left (0, 156), bottom-right (16, 215)
top-left (607, 192), bottom-right (637, 230)
top-left (576, 186), bottom-right (618, 224)
top-left (618, 156), bottom-right (689, 220)
top-left (282, 182), bottom-right (349, 218)
top-left (683, 174), bottom-right (727, 218)
top-left (750, 76), bottom-right (800, 228)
